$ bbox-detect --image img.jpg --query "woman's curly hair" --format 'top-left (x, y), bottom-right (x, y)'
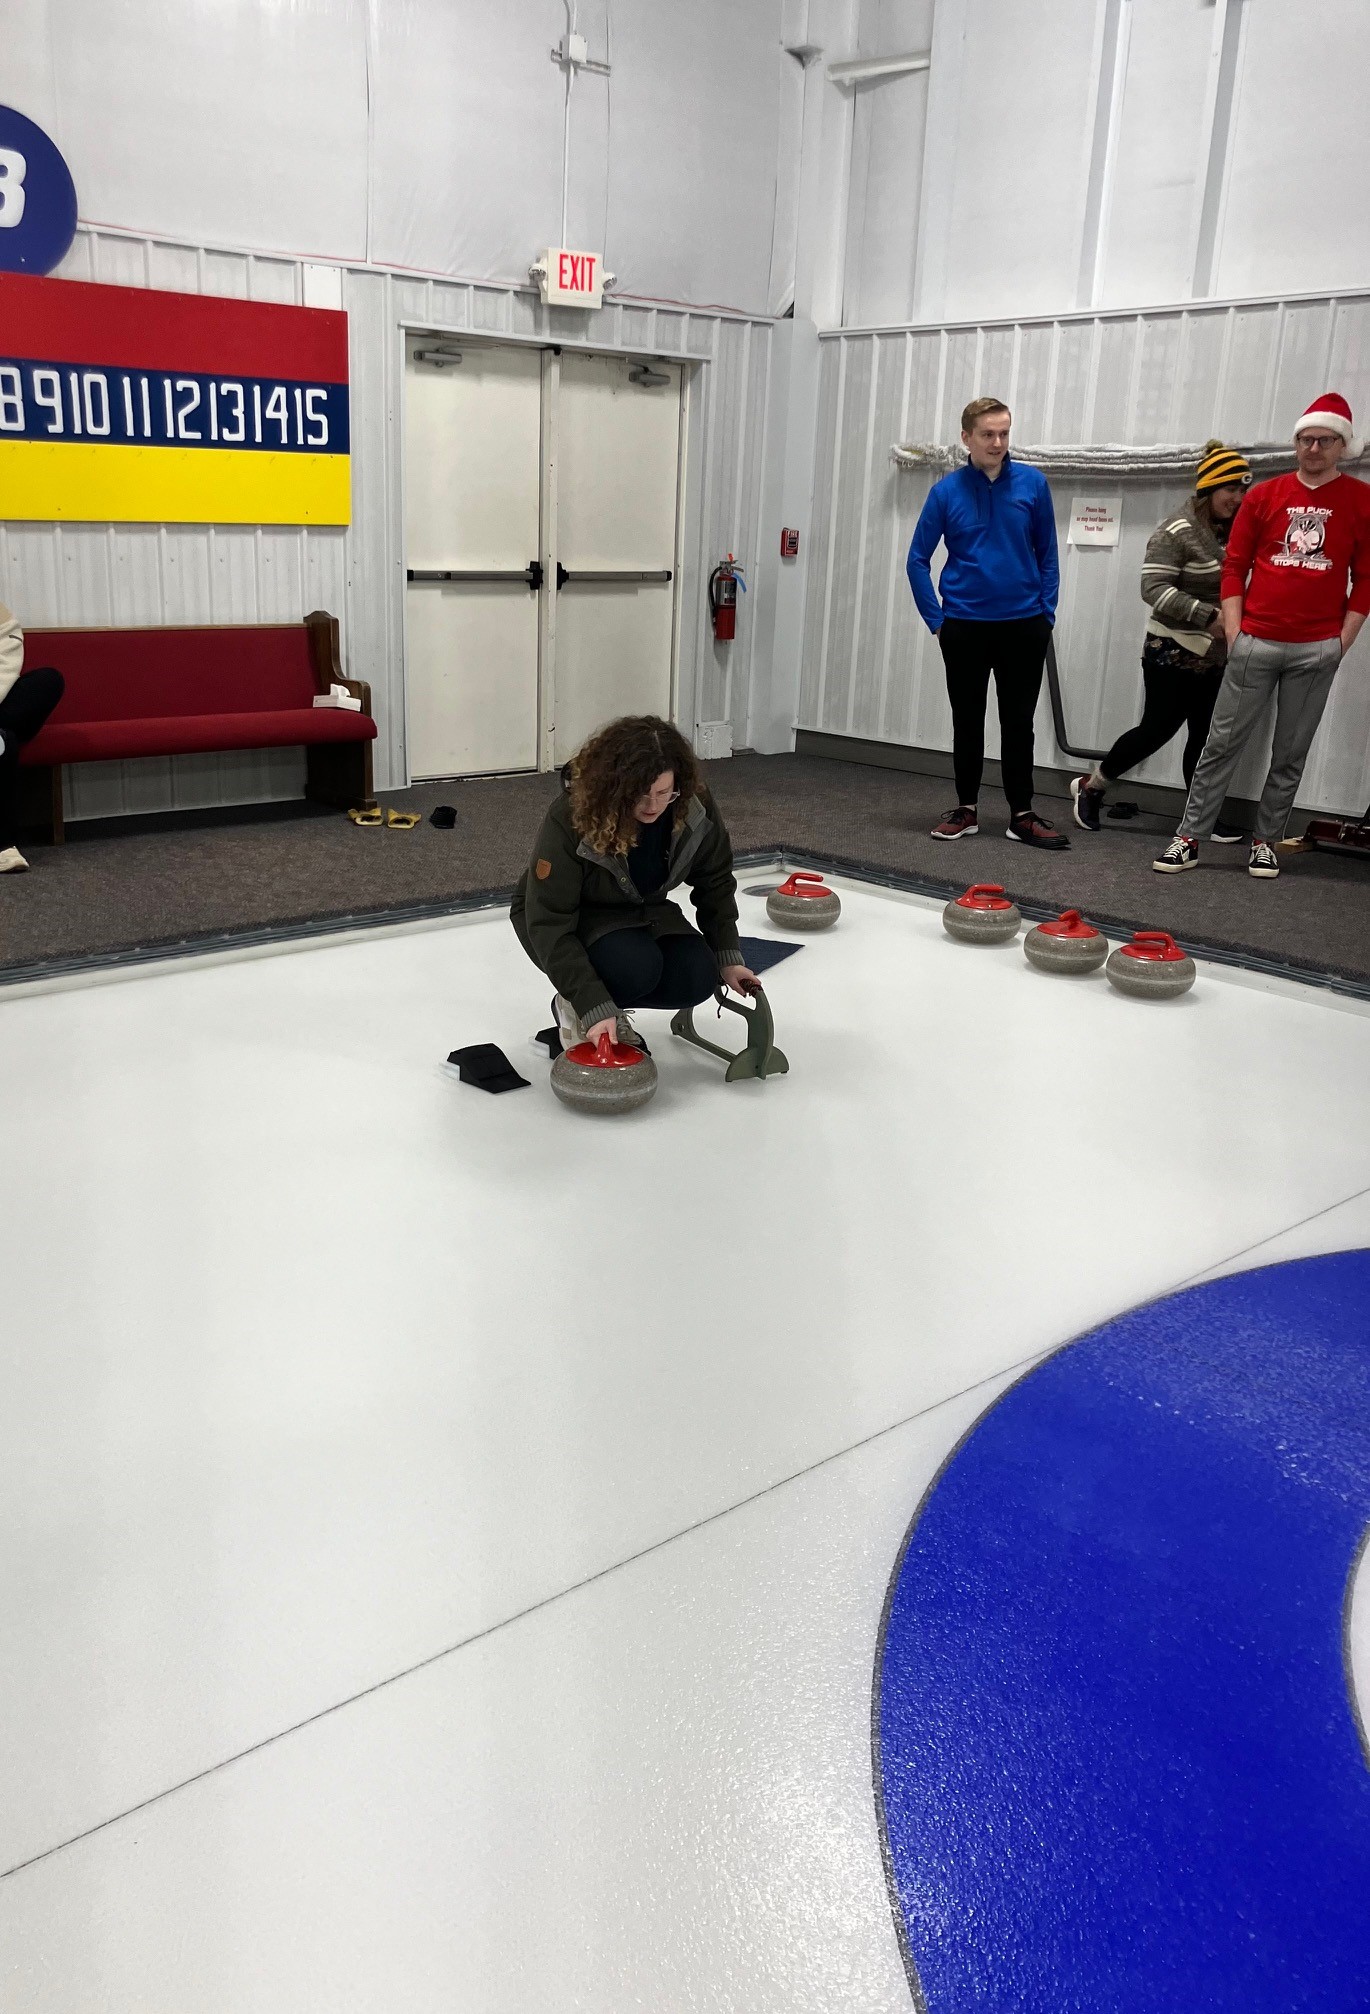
top-left (567, 715), bottom-right (703, 856)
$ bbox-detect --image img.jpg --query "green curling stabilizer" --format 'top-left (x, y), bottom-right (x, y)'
top-left (669, 985), bottom-right (789, 1083)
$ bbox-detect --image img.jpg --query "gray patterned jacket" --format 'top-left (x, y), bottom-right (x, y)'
top-left (1140, 498), bottom-right (1226, 663)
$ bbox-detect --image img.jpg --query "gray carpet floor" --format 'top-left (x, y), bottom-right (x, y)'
top-left (3, 755), bottom-right (1368, 985)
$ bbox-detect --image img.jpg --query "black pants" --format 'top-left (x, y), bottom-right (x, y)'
top-left (1100, 637), bottom-right (1223, 789)
top-left (589, 927), bottom-right (719, 1011)
top-left (0, 667), bottom-right (64, 849)
top-left (938, 615), bottom-right (1050, 816)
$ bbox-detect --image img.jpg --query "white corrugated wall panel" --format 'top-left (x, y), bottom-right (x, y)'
top-left (0, 229), bottom-right (775, 819)
top-left (802, 291), bottom-right (1370, 818)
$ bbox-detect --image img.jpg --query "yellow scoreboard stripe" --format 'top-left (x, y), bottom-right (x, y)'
top-left (0, 441), bottom-right (351, 526)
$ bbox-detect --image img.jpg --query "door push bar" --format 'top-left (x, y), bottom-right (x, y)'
top-left (554, 565), bottom-right (674, 589)
top-left (407, 561), bottom-right (545, 589)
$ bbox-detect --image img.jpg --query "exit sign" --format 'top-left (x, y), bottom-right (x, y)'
top-left (537, 247), bottom-right (604, 310)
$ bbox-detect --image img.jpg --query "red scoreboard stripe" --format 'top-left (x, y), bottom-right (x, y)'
top-left (0, 272), bottom-right (348, 381)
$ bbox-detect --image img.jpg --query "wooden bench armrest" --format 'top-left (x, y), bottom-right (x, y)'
top-left (304, 609), bottom-right (370, 716)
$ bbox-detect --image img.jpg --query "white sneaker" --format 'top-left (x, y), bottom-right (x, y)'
top-left (0, 846), bottom-right (29, 873)
top-left (1248, 840), bottom-right (1280, 879)
top-left (553, 994), bottom-right (586, 1047)
top-left (615, 1011), bottom-right (647, 1052)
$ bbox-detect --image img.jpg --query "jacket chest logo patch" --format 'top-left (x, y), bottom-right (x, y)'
top-left (535, 858), bottom-right (552, 880)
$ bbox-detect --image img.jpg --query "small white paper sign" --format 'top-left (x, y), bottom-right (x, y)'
top-left (1068, 495), bottom-right (1122, 547)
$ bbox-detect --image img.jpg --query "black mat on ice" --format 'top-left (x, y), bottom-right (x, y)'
top-left (2, 756), bottom-right (1369, 989)
top-left (738, 935), bottom-right (805, 975)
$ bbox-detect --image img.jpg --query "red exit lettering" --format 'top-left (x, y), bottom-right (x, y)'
top-left (555, 251), bottom-right (598, 296)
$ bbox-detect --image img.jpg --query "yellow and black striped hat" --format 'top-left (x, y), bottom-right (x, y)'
top-left (1195, 439), bottom-right (1251, 493)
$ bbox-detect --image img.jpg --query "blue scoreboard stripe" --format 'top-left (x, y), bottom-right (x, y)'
top-left (0, 358), bottom-right (349, 455)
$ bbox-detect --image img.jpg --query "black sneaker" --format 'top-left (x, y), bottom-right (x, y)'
top-left (1071, 775), bottom-right (1105, 832)
top-left (1211, 821), bottom-right (1244, 844)
top-left (1248, 840), bottom-right (1280, 879)
top-left (931, 804), bottom-right (979, 840)
top-left (1153, 835), bottom-right (1199, 873)
top-left (1006, 811), bottom-right (1069, 850)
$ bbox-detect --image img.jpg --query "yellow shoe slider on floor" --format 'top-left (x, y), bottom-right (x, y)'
top-left (386, 809), bottom-right (421, 830)
top-left (347, 803), bottom-right (382, 827)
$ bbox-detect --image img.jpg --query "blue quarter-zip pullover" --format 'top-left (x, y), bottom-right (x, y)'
top-left (906, 456), bottom-right (1060, 631)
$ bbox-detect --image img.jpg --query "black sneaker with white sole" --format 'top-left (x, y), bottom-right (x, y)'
top-left (1248, 840), bottom-right (1280, 879)
top-left (1070, 776), bottom-right (1105, 832)
top-left (1153, 835), bottom-right (1199, 873)
top-left (1211, 821), bottom-right (1244, 844)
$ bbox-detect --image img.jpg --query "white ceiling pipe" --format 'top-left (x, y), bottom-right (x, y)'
top-left (827, 51), bottom-right (930, 85)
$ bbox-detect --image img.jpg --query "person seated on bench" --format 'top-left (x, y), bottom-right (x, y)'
top-left (511, 714), bottom-right (759, 1051)
top-left (0, 603), bottom-right (64, 875)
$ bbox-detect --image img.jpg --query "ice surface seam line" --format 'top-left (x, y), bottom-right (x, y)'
top-left (5, 1185), bottom-right (1369, 1885)
top-left (0, 1350), bottom-right (1051, 1884)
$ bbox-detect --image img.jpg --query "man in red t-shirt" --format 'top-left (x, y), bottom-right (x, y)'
top-left (1154, 392), bottom-right (1370, 880)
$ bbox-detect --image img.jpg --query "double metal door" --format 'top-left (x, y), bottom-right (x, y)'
top-left (403, 341), bottom-right (682, 778)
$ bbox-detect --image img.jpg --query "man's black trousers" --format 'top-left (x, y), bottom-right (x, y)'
top-left (937, 614), bottom-right (1051, 817)
top-left (0, 667), bottom-right (64, 849)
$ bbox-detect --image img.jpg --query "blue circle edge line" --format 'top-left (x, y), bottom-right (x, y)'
top-left (866, 1244), bottom-right (1370, 2011)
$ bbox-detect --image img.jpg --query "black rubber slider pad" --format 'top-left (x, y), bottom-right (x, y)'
top-left (447, 1043), bottom-right (530, 1092)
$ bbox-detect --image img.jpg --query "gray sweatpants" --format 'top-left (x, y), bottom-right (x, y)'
top-left (1178, 631), bottom-right (1342, 842)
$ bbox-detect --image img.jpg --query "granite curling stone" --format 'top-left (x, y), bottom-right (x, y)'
top-left (766, 870), bottom-right (841, 931)
top-left (1105, 929), bottom-right (1196, 999)
top-left (551, 1032), bottom-right (659, 1114)
top-left (942, 882), bottom-right (1022, 945)
top-left (1023, 908), bottom-right (1108, 975)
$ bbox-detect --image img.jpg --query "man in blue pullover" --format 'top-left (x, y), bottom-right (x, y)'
top-left (906, 396), bottom-right (1068, 848)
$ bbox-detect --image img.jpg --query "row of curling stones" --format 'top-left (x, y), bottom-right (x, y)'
top-left (766, 870), bottom-right (841, 930)
top-left (551, 1031), bottom-right (658, 1116)
top-left (941, 884), bottom-right (1196, 997)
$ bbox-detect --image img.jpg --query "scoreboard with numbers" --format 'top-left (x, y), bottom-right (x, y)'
top-left (0, 272), bottom-right (351, 526)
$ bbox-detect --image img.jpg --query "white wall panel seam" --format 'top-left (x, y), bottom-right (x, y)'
top-left (845, 339), bottom-right (881, 735)
top-left (813, 341), bottom-right (849, 730)
top-left (873, 332), bottom-right (916, 739)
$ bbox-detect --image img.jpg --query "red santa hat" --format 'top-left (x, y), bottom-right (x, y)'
top-left (1293, 392), bottom-right (1362, 461)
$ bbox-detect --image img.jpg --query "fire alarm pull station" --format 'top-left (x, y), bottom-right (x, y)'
top-left (781, 528), bottom-right (800, 558)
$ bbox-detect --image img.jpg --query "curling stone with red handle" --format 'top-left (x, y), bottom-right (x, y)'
top-left (766, 871), bottom-right (841, 931)
top-left (551, 1032), bottom-right (659, 1114)
top-left (1023, 908), bottom-right (1108, 975)
top-left (1105, 930), bottom-right (1196, 999)
top-left (942, 883), bottom-right (1022, 945)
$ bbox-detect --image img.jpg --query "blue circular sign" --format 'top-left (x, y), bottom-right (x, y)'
top-left (0, 105), bottom-right (78, 276)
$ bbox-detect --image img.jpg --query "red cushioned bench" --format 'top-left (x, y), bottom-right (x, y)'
top-left (16, 610), bottom-right (376, 842)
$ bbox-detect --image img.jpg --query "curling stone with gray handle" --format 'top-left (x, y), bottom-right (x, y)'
top-left (1105, 930), bottom-right (1196, 999)
top-left (1023, 908), bottom-right (1108, 975)
top-left (942, 883), bottom-right (1021, 945)
top-left (766, 870), bottom-right (841, 931)
top-left (551, 1033), bottom-right (659, 1114)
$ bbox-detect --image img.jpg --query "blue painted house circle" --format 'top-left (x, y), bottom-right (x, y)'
top-left (0, 106), bottom-right (78, 276)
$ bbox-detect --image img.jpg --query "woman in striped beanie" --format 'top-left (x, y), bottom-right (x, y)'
top-left (1071, 439), bottom-right (1252, 836)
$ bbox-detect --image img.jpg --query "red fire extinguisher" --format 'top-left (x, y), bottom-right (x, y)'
top-left (708, 555), bottom-right (746, 643)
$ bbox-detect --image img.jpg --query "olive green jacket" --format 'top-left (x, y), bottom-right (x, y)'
top-left (511, 787), bottom-right (743, 1027)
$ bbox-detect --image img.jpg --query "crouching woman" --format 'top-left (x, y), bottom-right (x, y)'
top-left (511, 715), bottom-right (759, 1050)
